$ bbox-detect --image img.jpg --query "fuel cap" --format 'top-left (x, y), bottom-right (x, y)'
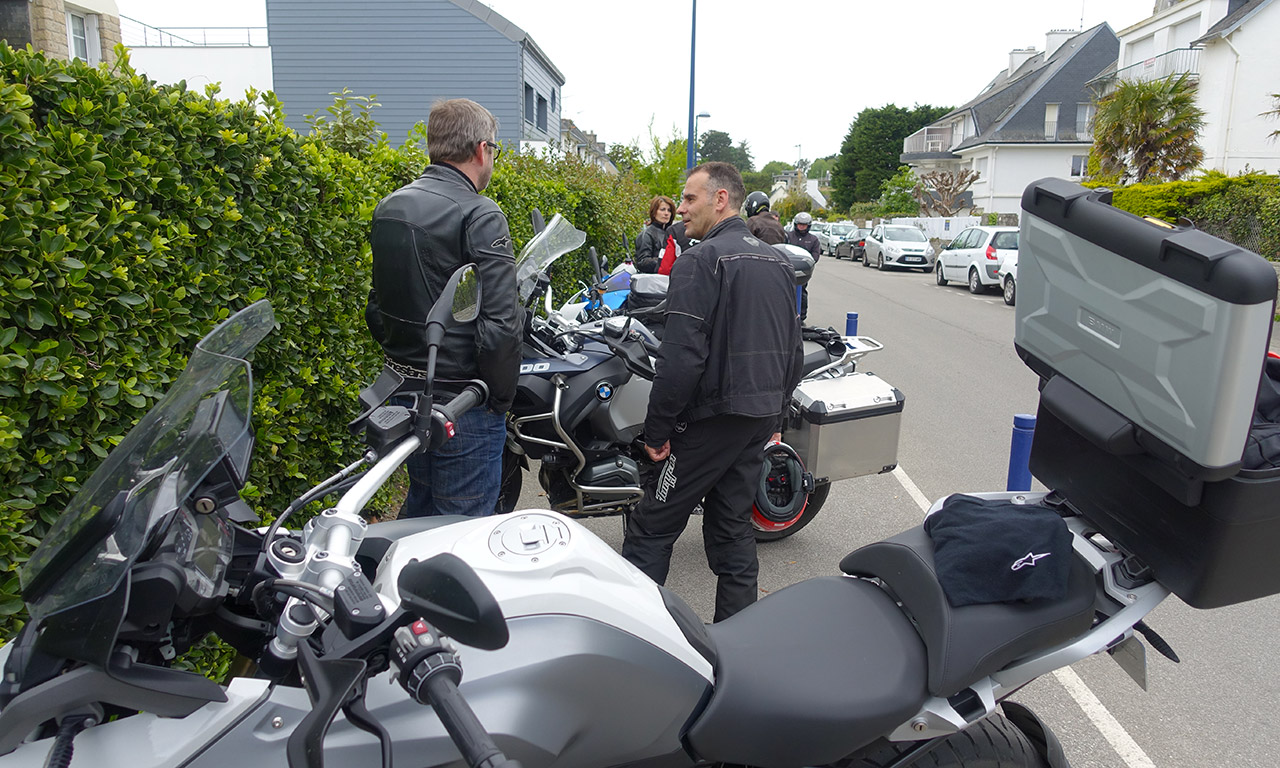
top-left (489, 514), bottom-right (571, 560)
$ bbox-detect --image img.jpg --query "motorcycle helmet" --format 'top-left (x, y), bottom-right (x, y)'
top-left (753, 441), bottom-right (814, 529)
top-left (793, 212), bottom-right (813, 230)
top-left (745, 191), bottom-right (770, 218)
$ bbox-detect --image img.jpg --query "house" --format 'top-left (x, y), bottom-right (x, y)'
top-left (266, 0), bottom-right (565, 151)
top-left (768, 171), bottom-right (829, 211)
top-left (120, 16), bottom-right (272, 103)
top-left (1094, 0), bottom-right (1280, 174)
top-left (559, 118), bottom-right (617, 174)
top-left (900, 24), bottom-right (1119, 215)
top-left (1, 0), bottom-right (122, 66)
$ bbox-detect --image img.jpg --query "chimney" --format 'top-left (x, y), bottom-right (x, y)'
top-left (1009, 47), bottom-right (1037, 75)
top-left (1045, 29), bottom-right (1076, 59)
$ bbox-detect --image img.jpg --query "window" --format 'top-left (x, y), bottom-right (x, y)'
top-left (1044, 103), bottom-right (1059, 140)
top-left (524, 84), bottom-right (535, 123)
top-left (65, 9), bottom-right (100, 64)
top-left (1076, 103), bottom-right (1095, 137)
top-left (975, 157), bottom-right (988, 178)
top-left (1070, 155), bottom-right (1088, 177)
top-left (536, 95), bottom-right (547, 132)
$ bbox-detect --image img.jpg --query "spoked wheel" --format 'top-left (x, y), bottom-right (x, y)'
top-left (1003, 276), bottom-right (1017, 306)
top-left (752, 482), bottom-right (831, 542)
top-left (838, 712), bottom-right (1051, 767)
top-left (936, 264), bottom-right (948, 286)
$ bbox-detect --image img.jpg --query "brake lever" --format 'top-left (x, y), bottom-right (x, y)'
top-left (287, 642), bottom-right (368, 768)
top-left (342, 677), bottom-right (393, 768)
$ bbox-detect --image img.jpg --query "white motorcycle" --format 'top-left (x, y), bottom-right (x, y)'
top-left (2, 179), bottom-right (1276, 768)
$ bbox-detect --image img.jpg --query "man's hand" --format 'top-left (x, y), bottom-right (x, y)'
top-left (645, 441), bottom-right (671, 462)
top-left (770, 432), bottom-right (782, 445)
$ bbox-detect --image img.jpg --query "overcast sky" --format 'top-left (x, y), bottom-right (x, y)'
top-left (116, 0), bottom-right (1158, 167)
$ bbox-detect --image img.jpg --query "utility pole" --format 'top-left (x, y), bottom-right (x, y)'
top-left (686, 0), bottom-right (697, 171)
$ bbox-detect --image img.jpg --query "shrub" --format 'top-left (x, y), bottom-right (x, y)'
top-left (0, 43), bottom-right (646, 641)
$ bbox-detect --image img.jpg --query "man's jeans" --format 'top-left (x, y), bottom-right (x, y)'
top-left (399, 405), bottom-right (506, 518)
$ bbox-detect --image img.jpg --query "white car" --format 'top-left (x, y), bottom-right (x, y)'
top-left (862, 225), bottom-right (936, 272)
top-left (935, 226), bottom-right (1019, 294)
top-left (998, 252), bottom-right (1018, 306)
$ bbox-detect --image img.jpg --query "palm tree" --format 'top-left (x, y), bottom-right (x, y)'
top-left (1090, 74), bottom-right (1205, 184)
top-left (1265, 93), bottom-right (1280, 141)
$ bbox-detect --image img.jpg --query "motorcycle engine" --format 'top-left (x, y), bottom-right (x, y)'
top-left (579, 456), bottom-right (640, 489)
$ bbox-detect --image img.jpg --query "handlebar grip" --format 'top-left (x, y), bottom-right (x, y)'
top-left (427, 384), bottom-right (489, 452)
top-left (424, 673), bottom-right (519, 768)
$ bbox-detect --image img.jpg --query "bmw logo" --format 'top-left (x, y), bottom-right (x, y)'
top-left (596, 381), bottom-right (614, 401)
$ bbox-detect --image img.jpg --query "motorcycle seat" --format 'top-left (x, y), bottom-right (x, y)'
top-left (800, 340), bottom-right (830, 376)
top-left (839, 526), bottom-right (1096, 698)
top-left (686, 577), bottom-right (928, 768)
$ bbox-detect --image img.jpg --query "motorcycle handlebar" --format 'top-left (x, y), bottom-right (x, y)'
top-left (424, 673), bottom-right (522, 768)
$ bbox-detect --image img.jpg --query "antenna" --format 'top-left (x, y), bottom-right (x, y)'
top-left (1080, 0), bottom-right (1085, 30)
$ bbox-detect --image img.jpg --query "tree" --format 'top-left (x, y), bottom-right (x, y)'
top-left (830, 103), bottom-right (952, 209)
top-left (698, 129), bottom-right (754, 172)
top-left (875, 166), bottom-right (920, 217)
top-left (760, 160), bottom-right (794, 175)
top-left (607, 143), bottom-right (644, 174)
top-left (611, 121), bottom-right (688, 198)
top-left (913, 169), bottom-right (980, 216)
top-left (1265, 93), bottom-right (1280, 141)
top-left (809, 155), bottom-right (837, 180)
top-left (1090, 74), bottom-right (1205, 184)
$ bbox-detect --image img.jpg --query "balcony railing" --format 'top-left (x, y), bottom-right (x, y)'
top-left (121, 15), bottom-right (268, 47)
top-left (902, 124), bottom-right (956, 155)
top-left (1094, 47), bottom-right (1200, 93)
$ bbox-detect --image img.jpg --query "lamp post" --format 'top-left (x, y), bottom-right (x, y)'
top-left (795, 144), bottom-right (802, 167)
top-left (693, 111), bottom-right (710, 163)
top-left (686, 0), bottom-right (698, 171)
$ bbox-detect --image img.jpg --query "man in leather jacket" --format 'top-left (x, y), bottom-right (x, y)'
top-left (365, 98), bottom-right (521, 518)
top-left (622, 162), bottom-right (804, 622)
top-left (787, 211), bottom-right (821, 321)
top-left (744, 191), bottom-right (786, 245)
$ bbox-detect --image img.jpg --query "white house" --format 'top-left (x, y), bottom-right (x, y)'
top-left (901, 25), bottom-right (1120, 215)
top-left (120, 16), bottom-right (272, 103)
top-left (1097, 0), bottom-right (1280, 174)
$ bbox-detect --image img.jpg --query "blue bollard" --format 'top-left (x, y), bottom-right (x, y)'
top-left (1006, 414), bottom-right (1037, 492)
top-left (796, 285), bottom-right (804, 316)
top-left (846, 312), bottom-right (859, 336)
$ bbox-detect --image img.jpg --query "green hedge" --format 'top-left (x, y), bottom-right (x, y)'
top-left (1089, 172), bottom-right (1280, 260)
top-left (0, 44), bottom-right (647, 640)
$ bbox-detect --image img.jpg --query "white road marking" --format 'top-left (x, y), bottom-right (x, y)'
top-left (890, 464), bottom-right (1155, 768)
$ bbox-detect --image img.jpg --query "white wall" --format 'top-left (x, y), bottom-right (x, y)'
top-left (1197, 8), bottom-right (1280, 174)
top-left (1117, 0), bottom-right (1226, 59)
top-left (961, 145), bottom-right (1088, 214)
top-left (127, 46), bottom-right (273, 102)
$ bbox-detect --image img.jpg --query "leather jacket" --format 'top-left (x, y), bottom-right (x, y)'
top-left (365, 163), bottom-right (522, 412)
top-left (787, 228), bottom-right (821, 261)
top-left (747, 212), bottom-right (787, 245)
top-left (635, 222), bottom-right (669, 273)
top-left (644, 217), bottom-right (804, 446)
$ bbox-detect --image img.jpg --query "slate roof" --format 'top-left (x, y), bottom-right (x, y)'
top-left (932, 23), bottom-right (1118, 152)
top-left (1193, 0), bottom-right (1275, 45)
top-left (450, 0), bottom-right (565, 84)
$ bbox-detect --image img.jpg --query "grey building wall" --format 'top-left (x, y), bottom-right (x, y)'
top-left (0, 0), bottom-right (34, 49)
top-left (267, 0), bottom-right (531, 146)
top-left (519, 44), bottom-right (560, 142)
top-left (999, 28), bottom-right (1119, 143)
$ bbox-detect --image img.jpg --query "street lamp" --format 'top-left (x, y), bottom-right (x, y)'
top-left (686, 0), bottom-right (699, 171)
top-left (694, 111), bottom-right (710, 162)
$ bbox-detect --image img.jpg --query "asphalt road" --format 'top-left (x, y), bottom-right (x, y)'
top-left (515, 254), bottom-right (1280, 768)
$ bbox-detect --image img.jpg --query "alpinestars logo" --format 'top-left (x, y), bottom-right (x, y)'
top-left (1011, 552), bottom-right (1051, 571)
top-left (492, 235), bottom-right (511, 249)
top-left (655, 455), bottom-right (678, 503)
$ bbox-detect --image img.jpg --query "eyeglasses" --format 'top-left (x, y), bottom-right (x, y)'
top-left (483, 140), bottom-right (503, 160)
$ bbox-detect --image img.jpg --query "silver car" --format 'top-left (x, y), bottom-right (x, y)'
top-left (861, 225), bottom-right (936, 272)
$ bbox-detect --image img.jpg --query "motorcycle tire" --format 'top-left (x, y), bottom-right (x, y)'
top-left (837, 712), bottom-right (1051, 767)
top-left (752, 481), bottom-right (830, 542)
top-left (495, 448), bottom-right (524, 515)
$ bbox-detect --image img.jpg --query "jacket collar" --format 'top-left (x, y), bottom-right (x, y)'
top-left (703, 216), bottom-right (750, 241)
top-left (424, 162), bottom-right (478, 193)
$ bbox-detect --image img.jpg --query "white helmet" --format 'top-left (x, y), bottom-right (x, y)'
top-left (794, 212), bottom-right (813, 226)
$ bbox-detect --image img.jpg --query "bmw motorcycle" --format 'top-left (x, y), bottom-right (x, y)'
top-left (0, 249), bottom-right (1256, 768)
top-left (496, 215), bottom-right (897, 541)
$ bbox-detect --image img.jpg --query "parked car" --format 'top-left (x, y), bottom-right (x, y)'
top-left (835, 228), bottom-right (872, 261)
top-left (935, 226), bottom-right (1019, 294)
top-left (821, 222), bottom-right (858, 257)
top-left (998, 251), bottom-right (1017, 306)
top-left (861, 225), bottom-right (935, 272)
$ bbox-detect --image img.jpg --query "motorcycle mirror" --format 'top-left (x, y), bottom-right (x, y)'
top-left (397, 553), bottom-right (509, 651)
top-left (451, 267), bottom-right (481, 324)
top-left (588, 247), bottom-right (604, 284)
top-left (530, 209), bottom-right (546, 235)
top-left (425, 264), bottom-right (479, 349)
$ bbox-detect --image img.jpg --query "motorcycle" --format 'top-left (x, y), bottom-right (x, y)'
top-left (497, 214), bottom-right (901, 541)
top-left (2, 235), bottom-right (1265, 768)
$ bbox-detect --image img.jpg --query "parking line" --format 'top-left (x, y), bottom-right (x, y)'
top-left (889, 464), bottom-right (1154, 768)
